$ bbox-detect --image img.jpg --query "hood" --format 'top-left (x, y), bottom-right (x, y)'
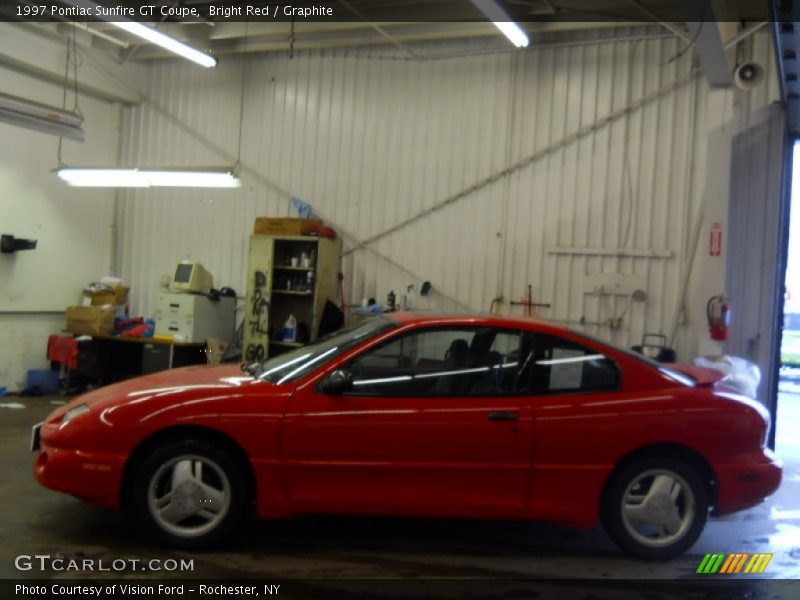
top-left (56, 364), bottom-right (259, 416)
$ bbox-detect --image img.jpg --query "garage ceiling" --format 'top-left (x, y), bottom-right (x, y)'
top-left (3, 0), bottom-right (773, 60)
top-left (6, 0), bottom-right (792, 121)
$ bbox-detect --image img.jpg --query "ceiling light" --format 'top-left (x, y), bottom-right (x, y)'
top-left (109, 21), bottom-right (217, 68)
top-left (55, 168), bottom-right (241, 188)
top-left (0, 92), bottom-right (84, 141)
top-left (471, 0), bottom-right (530, 48)
top-left (65, 1), bottom-right (217, 68)
top-left (492, 22), bottom-right (530, 48)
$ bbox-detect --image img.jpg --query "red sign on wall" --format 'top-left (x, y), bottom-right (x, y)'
top-left (709, 222), bottom-right (723, 257)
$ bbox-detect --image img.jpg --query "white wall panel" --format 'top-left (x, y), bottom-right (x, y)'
top-left (118, 28), bottom-right (779, 360)
top-left (0, 30), bottom-right (122, 391)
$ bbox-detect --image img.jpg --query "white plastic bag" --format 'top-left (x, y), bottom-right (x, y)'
top-left (693, 355), bottom-right (761, 399)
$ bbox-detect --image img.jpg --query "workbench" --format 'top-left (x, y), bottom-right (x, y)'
top-left (51, 334), bottom-right (208, 389)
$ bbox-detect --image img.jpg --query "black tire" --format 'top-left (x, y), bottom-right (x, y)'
top-left (132, 439), bottom-right (248, 549)
top-left (601, 457), bottom-right (709, 560)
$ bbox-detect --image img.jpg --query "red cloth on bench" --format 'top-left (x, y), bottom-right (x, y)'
top-left (47, 335), bottom-right (79, 369)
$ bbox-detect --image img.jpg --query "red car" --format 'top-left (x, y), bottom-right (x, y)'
top-left (32, 313), bottom-right (781, 558)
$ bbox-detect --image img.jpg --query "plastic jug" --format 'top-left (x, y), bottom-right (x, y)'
top-left (282, 314), bottom-right (297, 342)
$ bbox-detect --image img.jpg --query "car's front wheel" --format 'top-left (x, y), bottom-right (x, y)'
top-left (601, 457), bottom-right (709, 559)
top-left (133, 440), bottom-right (247, 548)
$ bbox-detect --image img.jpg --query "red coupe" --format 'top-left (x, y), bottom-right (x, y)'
top-left (32, 313), bottom-right (782, 558)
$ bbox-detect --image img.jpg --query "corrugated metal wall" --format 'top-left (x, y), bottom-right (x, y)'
top-left (726, 105), bottom-right (786, 408)
top-left (118, 27), bottom-right (779, 359)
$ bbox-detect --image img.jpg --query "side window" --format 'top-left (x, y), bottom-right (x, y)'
top-left (348, 328), bottom-right (475, 396)
top-left (530, 334), bottom-right (619, 395)
top-left (345, 328), bottom-right (533, 397)
top-left (467, 330), bottom-right (529, 395)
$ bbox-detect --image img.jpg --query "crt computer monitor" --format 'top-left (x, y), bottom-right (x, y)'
top-left (170, 261), bottom-right (213, 295)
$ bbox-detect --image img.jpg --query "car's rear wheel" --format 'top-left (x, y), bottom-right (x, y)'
top-left (133, 440), bottom-right (247, 548)
top-left (601, 457), bottom-right (709, 559)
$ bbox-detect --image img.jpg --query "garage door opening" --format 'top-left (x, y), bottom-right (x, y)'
top-left (777, 140), bottom-right (800, 457)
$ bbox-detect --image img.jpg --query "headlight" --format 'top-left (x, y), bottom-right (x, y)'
top-left (61, 404), bottom-right (89, 424)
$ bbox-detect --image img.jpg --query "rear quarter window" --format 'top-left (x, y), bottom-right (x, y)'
top-left (530, 333), bottom-right (620, 395)
top-left (566, 328), bottom-right (695, 388)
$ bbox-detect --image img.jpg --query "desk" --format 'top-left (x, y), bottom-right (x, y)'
top-left (64, 335), bottom-right (208, 387)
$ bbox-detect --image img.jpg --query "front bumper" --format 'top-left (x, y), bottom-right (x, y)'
top-left (33, 441), bottom-right (126, 510)
top-left (714, 448), bottom-right (783, 515)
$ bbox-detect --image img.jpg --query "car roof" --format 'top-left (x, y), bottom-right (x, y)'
top-left (382, 311), bottom-right (570, 335)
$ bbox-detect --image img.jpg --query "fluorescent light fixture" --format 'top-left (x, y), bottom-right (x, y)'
top-left (109, 21), bottom-right (217, 68)
top-left (55, 168), bottom-right (241, 188)
top-left (471, 0), bottom-right (530, 48)
top-left (0, 92), bottom-right (84, 141)
top-left (65, 1), bottom-right (217, 68)
top-left (493, 22), bottom-right (530, 48)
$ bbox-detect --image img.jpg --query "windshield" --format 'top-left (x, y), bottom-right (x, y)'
top-left (568, 329), bottom-right (695, 387)
top-left (251, 317), bottom-right (397, 384)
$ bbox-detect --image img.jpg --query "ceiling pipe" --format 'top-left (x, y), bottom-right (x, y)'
top-left (131, 29), bottom-right (670, 61)
top-left (337, 0), bottom-right (418, 58)
top-left (723, 21), bottom-right (769, 50)
top-left (628, 0), bottom-right (691, 42)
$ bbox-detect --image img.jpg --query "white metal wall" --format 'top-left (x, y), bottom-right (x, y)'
top-left (726, 105), bottom-right (786, 408)
top-left (0, 41), bottom-right (121, 391)
top-left (117, 27), bottom-right (779, 359)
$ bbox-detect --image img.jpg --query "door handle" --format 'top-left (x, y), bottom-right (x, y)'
top-left (487, 411), bottom-right (518, 421)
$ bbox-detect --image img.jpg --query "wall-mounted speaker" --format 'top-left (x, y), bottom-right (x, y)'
top-left (733, 62), bottom-right (765, 90)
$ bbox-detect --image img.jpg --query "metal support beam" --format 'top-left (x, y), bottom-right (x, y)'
top-left (685, 17), bottom-right (733, 87)
top-left (629, 0), bottom-right (691, 43)
top-left (140, 97), bottom-right (472, 312)
top-left (724, 21), bottom-right (768, 50)
top-left (343, 67), bottom-right (700, 257)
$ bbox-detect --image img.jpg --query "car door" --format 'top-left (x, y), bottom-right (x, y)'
top-left (525, 331), bottom-right (623, 524)
top-left (282, 326), bottom-right (535, 517)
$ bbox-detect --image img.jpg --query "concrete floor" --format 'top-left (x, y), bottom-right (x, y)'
top-left (1, 392), bottom-right (799, 589)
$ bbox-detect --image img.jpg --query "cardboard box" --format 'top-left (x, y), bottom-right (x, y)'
top-left (254, 217), bottom-right (322, 236)
top-left (205, 338), bottom-right (230, 364)
top-left (84, 286), bottom-right (129, 306)
top-left (65, 306), bottom-right (116, 336)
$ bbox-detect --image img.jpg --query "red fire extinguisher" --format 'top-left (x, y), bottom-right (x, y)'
top-left (707, 294), bottom-right (730, 341)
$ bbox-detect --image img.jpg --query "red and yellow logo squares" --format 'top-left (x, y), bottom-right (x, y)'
top-left (696, 552), bottom-right (772, 574)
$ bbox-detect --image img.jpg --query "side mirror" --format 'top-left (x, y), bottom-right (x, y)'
top-left (321, 369), bottom-right (354, 395)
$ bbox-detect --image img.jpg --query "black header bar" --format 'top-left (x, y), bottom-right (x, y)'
top-left (0, 0), bottom-right (776, 24)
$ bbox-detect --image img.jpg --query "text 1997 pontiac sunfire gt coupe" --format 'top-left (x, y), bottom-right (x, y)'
top-left (33, 313), bottom-right (782, 558)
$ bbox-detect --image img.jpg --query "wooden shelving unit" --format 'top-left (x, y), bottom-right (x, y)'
top-left (270, 340), bottom-right (304, 348)
top-left (272, 290), bottom-right (314, 296)
top-left (243, 233), bottom-right (340, 361)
